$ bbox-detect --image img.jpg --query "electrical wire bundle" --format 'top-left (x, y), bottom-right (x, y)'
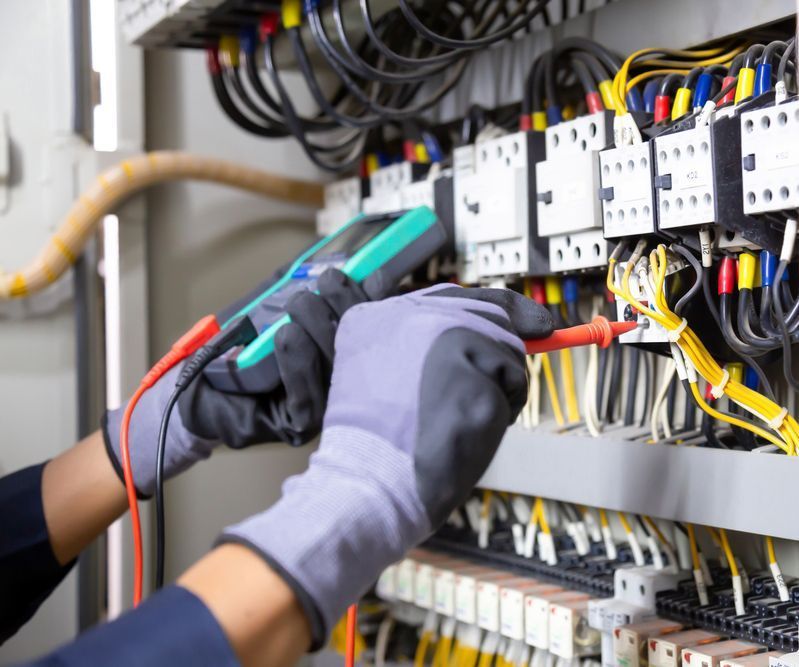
top-left (206, 0), bottom-right (584, 172)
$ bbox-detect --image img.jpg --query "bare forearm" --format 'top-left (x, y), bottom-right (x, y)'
top-left (179, 544), bottom-right (312, 667)
top-left (41, 430), bottom-right (128, 565)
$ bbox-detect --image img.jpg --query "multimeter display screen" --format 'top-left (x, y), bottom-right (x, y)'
top-left (309, 215), bottom-right (394, 262)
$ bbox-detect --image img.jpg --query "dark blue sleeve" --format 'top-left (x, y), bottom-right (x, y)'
top-left (0, 463), bottom-right (75, 644)
top-left (22, 586), bottom-right (240, 667)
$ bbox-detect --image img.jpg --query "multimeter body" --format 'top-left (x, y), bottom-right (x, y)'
top-left (204, 205), bottom-right (447, 393)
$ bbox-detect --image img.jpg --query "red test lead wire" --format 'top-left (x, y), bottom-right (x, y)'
top-left (345, 604), bottom-right (358, 667)
top-left (120, 314), bottom-right (221, 606)
top-left (523, 316), bottom-right (637, 355)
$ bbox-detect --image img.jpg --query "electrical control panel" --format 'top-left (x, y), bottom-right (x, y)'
top-left (362, 161), bottom-right (427, 215)
top-left (740, 99), bottom-right (799, 215)
top-left (654, 125), bottom-right (716, 230)
top-left (600, 142), bottom-right (657, 238)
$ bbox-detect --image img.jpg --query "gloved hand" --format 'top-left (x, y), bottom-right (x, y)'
top-left (102, 268), bottom-right (369, 497)
top-left (218, 285), bottom-right (553, 648)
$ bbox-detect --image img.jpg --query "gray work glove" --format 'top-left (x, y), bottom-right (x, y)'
top-left (217, 285), bottom-right (553, 648)
top-left (102, 269), bottom-right (370, 497)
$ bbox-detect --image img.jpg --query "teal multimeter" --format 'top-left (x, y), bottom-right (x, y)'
top-left (204, 205), bottom-right (447, 393)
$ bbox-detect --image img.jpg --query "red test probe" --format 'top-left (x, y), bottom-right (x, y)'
top-left (523, 316), bottom-right (637, 354)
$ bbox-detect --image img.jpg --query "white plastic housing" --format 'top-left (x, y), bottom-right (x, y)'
top-left (452, 144), bottom-right (480, 283)
top-left (613, 261), bottom-right (671, 344)
top-left (549, 229), bottom-right (608, 272)
top-left (740, 99), bottom-right (799, 214)
top-left (654, 126), bottom-right (716, 229)
top-left (599, 143), bottom-right (656, 237)
top-left (613, 566), bottom-right (682, 610)
top-left (316, 176), bottom-right (362, 236)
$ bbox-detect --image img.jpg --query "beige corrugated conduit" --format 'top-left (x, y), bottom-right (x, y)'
top-left (1, 151), bottom-right (324, 299)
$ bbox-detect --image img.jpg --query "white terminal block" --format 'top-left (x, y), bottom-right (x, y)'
top-left (654, 125), bottom-right (716, 229)
top-left (613, 261), bottom-right (670, 344)
top-left (613, 566), bottom-right (683, 611)
top-left (376, 564), bottom-right (398, 601)
top-left (316, 177), bottom-right (362, 237)
top-left (740, 99), bottom-right (799, 214)
top-left (362, 161), bottom-right (419, 215)
top-left (771, 652), bottom-right (799, 667)
top-left (401, 179), bottom-right (435, 210)
top-left (536, 112), bottom-right (613, 271)
top-left (599, 142), bottom-right (656, 237)
top-left (396, 557), bottom-right (417, 602)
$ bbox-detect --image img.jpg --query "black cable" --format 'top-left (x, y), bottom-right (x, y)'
top-left (624, 348), bottom-right (640, 426)
top-left (683, 380), bottom-right (696, 431)
top-left (606, 342), bottom-right (623, 422)
top-left (772, 260), bottom-right (799, 392)
top-left (777, 38), bottom-right (796, 86)
top-left (666, 373), bottom-right (678, 430)
top-left (397, 0), bottom-right (549, 51)
top-left (736, 288), bottom-right (774, 349)
top-left (155, 317), bottom-right (258, 590)
top-left (671, 244), bottom-right (702, 316)
top-left (640, 352), bottom-right (651, 428)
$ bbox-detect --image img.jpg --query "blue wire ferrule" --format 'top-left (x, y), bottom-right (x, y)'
top-left (760, 250), bottom-right (777, 287)
top-left (626, 87), bottom-right (643, 112)
top-left (546, 106), bottom-right (563, 126)
top-left (744, 366), bottom-right (759, 390)
top-left (376, 151), bottom-right (391, 167)
top-left (239, 27), bottom-right (258, 54)
top-left (562, 276), bottom-right (579, 303)
top-left (692, 73), bottom-right (714, 109)
top-left (754, 63), bottom-right (772, 97)
top-left (422, 132), bottom-right (444, 163)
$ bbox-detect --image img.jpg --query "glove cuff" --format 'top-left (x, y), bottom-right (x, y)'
top-left (217, 426), bottom-right (430, 649)
top-left (101, 411), bottom-right (149, 500)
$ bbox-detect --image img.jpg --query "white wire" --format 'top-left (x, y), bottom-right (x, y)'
top-left (375, 615), bottom-right (395, 667)
top-left (650, 358), bottom-right (677, 442)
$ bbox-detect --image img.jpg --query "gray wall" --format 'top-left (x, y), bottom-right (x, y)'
top-left (143, 48), bottom-right (322, 580)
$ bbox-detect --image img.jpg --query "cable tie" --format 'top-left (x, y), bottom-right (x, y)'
top-left (769, 407), bottom-right (788, 430)
top-left (710, 370), bottom-right (730, 399)
top-left (668, 318), bottom-right (688, 342)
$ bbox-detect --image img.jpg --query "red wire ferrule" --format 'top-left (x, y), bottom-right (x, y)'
top-left (206, 47), bottom-right (221, 75)
top-left (720, 75), bottom-right (736, 105)
top-left (529, 278), bottom-right (547, 305)
top-left (259, 13), bottom-right (280, 40)
top-left (519, 115), bottom-right (532, 132)
top-left (717, 257), bottom-right (737, 295)
top-left (654, 95), bottom-right (671, 123)
top-left (586, 91), bottom-right (603, 114)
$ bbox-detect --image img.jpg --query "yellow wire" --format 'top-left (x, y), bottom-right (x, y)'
top-left (536, 498), bottom-right (551, 535)
top-left (686, 523), bottom-right (701, 570)
top-left (529, 498), bottom-right (541, 527)
top-left (643, 516), bottom-right (673, 551)
top-left (448, 640), bottom-right (461, 667)
top-left (481, 490), bottom-right (493, 518)
top-left (599, 508), bottom-right (609, 528)
top-left (617, 512), bottom-right (633, 534)
top-left (541, 354), bottom-right (565, 426)
top-left (766, 535), bottom-right (778, 565)
top-left (560, 349), bottom-right (581, 423)
top-left (477, 652), bottom-right (494, 667)
top-left (718, 528), bottom-right (740, 577)
top-left (689, 383), bottom-right (788, 450)
top-left (608, 245), bottom-right (798, 454)
top-left (625, 68), bottom-right (689, 94)
top-left (416, 632), bottom-right (434, 667)
top-left (611, 45), bottom-right (744, 114)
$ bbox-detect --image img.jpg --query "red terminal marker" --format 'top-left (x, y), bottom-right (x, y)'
top-left (523, 316), bottom-right (637, 355)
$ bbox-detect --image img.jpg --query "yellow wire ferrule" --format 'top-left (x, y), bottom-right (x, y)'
top-left (735, 67), bottom-right (755, 104)
top-left (671, 87), bottom-right (692, 120)
top-left (532, 111), bottom-right (547, 131)
top-left (218, 35), bottom-right (240, 68)
top-left (281, 0), bottom-right (302, 28)
top-left (415, 143), bottom-right (430, 163)
top-left (598, 80), bottom-right (615, 109)
top-left (738, 252), bottom-right (756, 291)
top-left (727, 363), bottom-right (744, 386)
top-left (544, 276), bottom-right (562, 305)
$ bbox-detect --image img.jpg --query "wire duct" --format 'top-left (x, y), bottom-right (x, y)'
top-left (1, 151), bottom-right (324, 299)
